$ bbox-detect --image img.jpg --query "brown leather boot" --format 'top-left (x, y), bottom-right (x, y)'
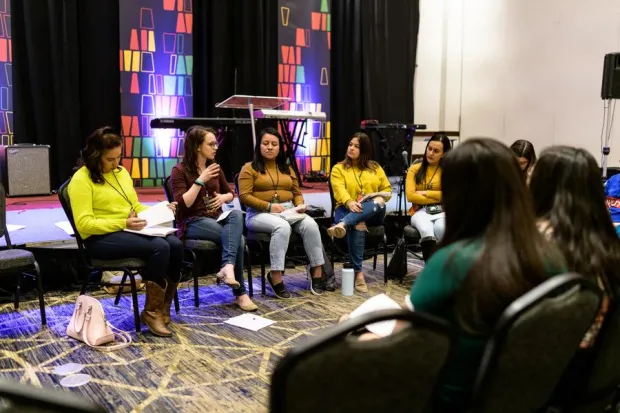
top-left (140, 281), bottom-right (172, 337)
top-left (162, 280), bottom-right (178, 325)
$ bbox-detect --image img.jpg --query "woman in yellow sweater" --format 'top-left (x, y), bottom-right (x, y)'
top-left (406, 133), bottom-right (452, 261)
top-left (68, 127), bottom-right (183, 338)
top-left (328, 132), bottom-right (392, 292)
top-left (238, 128), bottom-right (325, 299)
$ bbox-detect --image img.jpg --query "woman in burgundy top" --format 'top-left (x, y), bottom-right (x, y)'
top-left (170, 126), bottom-right (257, 311)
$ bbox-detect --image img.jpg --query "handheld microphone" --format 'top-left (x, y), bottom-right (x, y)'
top-left (402, 150), bottom-right (410, 168)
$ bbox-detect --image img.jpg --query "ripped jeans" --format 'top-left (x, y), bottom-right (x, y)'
top-left (334, 200), bottom-right (386, 272)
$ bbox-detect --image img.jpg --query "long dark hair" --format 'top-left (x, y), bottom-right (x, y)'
top-left (341, 132), bottom-right (378, 171)
top-left (77, 126), bottom-right (123, 184)
top-left (251, 127), bottom-right (290, 174)
top-left (530, 146), bottom-right (620, 294)
top-left (415, 133), bottom-right (452, 185)
top-left (441, 138), bottom-right (563, 334)
top-left (181, 126), bottom-right (218, 175)
top-left (510, 139), bottom-right (537, 177)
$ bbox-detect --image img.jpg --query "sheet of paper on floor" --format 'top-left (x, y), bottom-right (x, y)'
top-left (224, 313), bottom-right (275, 332)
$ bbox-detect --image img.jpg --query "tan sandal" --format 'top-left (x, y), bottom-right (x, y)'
top-left (216, 270), bottom-right (241, 288)
top-left (235, 300), bottom-right (258, 312)
top-left (355, 277), bottom-right (368, 293)
top-left (327, 225), bottom-right (346, 239)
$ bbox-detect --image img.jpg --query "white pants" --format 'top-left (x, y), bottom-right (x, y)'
top-left (411, 209), bottom-right (445, 241)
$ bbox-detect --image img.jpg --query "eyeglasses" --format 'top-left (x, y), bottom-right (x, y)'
top-left (207, 142), bottom-right (218, 149)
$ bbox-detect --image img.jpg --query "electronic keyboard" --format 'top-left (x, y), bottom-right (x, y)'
top-left (150, 117), bottom-right (253, 130)
top-left (361, 122), bottom-right (427, 130)
top-left (253, 110), bottom-right (326, 121)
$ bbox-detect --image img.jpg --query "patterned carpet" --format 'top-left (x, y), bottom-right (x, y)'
top-left (0, 256), bottom-right (422, 413)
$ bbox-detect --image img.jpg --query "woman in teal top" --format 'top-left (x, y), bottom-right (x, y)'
top-left (404, 139), bottom-right (565, 411)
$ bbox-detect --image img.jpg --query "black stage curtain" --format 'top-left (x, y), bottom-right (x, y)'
top-left (11, 0), bottom-right (120, 189)
top-left (194, 0), bottom-right (278, 181)
top-left (331, 0), bottom-right (420, 175)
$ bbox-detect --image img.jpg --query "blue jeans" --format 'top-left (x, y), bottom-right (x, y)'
top-left (185, 210), bottom-right (246, 296)
top-left (334, 200), bottom-right (386, 272)
top-left (85, 232), bottom-right (184, 285)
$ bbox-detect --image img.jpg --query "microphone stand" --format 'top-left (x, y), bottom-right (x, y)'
top-left (396, 152), bottom-right (409, 218)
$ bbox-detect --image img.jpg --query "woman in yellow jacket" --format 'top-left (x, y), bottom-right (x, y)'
top-left (328, 132), bottom-right (392, 292)
top-left (406, 133), bottom-right (452, 261)
top-left (68, 127), bottom-right (183, 337)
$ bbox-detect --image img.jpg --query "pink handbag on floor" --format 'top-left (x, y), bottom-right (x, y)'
top-left (66, 295), bottom-right (132, 352)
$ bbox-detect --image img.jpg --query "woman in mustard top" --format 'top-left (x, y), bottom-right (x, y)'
top-left (68, 127), bottom-right (183, 338)
top-left (406, 133), bottom-right (452, 261)
top-left (328, 133), bottom-right (392, 292)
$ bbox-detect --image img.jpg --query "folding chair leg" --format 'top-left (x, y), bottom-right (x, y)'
top-left (14, 272), bottom-right (22, 310)
top-left (193, 259), bottom-right (201, 308)
top-left (245, 245), bottom-right (253, 298)
top-left (127, 270), bottom-right (141, 333)
top-left (114, 272), bottom-right (129, 306)
top-left (261, 263), bottom-right (266, 295)
top-left (373, 248), bottom-right (378, 270)
top-left (383, 243), bottom-right (389, 284)
top-left (79, 270), bottom-right (90, 295)
top-left (173, 291), bottom-right (180, 313)
top-left (34, 262), bottom-right (46, 326)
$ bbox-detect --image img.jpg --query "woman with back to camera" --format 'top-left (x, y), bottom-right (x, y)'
top-left (327, 132), bottom-right (392, 292)
top-left (68, 127), bottom-right (183, 337)
top-left (529, 146), bottom-right (620, 396)
top-left (510, 139), bottom-right (537, 181)
top-left (343, 139), bottom-right (565, 411)
top-left (238, 127), bottom-right (325, 299)
top-left (406, 133), bottom-right (452, 261)
top-left (170, 126), bottom-right (257, 312)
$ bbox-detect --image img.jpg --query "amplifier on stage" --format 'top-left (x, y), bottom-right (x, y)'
top-left (0, 144), bottom-right (52, 197)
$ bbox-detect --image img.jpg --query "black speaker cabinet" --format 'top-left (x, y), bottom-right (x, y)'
top-left (0, 144), bottom-right (52, 196)
top-left (601, 53), bottom-right (620, 99)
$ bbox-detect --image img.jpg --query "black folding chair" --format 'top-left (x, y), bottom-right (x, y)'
top-left (469, 273), bottom-right (603, 413)
top-left (0, 183), bottom-right (46, 326)
top-left (0, 379), bottom-right (106, 413)
top-left (270, 309), bottom-right (456, 413)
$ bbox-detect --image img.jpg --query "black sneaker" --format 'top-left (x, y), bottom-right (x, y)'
top-left (267, 272), bottom-right (292, 299)
top-left (309, 277), bottom-right (324, 296)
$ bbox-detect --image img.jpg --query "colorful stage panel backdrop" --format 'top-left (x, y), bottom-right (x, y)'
top-left (119, 0), bottom-right (193, 187)
top-left (0, 0), bottom-right (11, 146)
top-left (279, 0), bottom-right (331, 174)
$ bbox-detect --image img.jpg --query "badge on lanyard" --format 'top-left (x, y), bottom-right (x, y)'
top-left (356, 191), bottom-right (365, 202)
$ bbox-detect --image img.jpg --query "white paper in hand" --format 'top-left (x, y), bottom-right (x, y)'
top-left (224, 314), bottom-right (275, 331)
top-left (216, 210), bottom-right (232, 222)
top-left (349, 293), bottom-right (401, 337)
top-left (137, 201), bottom-right (175, 227)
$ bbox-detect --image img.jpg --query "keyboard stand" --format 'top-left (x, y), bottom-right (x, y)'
top-left (216, 95), bottom-right (289, 148)
top-left (277, 118), bottom-right (312, 189)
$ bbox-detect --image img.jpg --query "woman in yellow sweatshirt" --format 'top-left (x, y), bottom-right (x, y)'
top-left (328, 132), bottom-right (392, 292)
top-left (67, 127), bottom-right (183, 338)
top-left (406, 133), bottom-right (452, 261)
